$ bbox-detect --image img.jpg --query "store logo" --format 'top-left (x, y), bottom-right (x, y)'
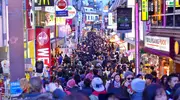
top-left (37, 32), bottom-right (49, 46)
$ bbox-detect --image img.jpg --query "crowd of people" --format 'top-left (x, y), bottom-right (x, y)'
top-left (1, 32), bottom-right (180, 100)
top-left (18, 48), bottom-right (180, 100)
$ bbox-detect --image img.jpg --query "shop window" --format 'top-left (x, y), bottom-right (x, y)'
top-left (166, 15), bottom-right (173, 26)
top-left (175, 14), bottom-right (180, 27)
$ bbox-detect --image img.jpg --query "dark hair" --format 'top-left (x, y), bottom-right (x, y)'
top-left (160, 75), bottom-right (167, 87)
top-left (35, 93), bottom-right (53, 100)
top-left (136, 74), bottom-right (142, 78)
top-left (143, 84), bottom-right (165, 100)
top-left (84, 78), bottom-right (91, 87)
top-left (172, 83), bottom-right (180, 97)
top-left (74, 74), bottom-right (81, 84)
top-left (93, 69), bottom-right (98, 76)
top-left (29, 77), bottom-right (42, 92)
top-left (167, 73), bottom-right (178, 82)
top-left (151, 71), bottom-right (157, 77)
top-left (145, 74), bottom-right (153, 80)
top-left (64, 93), bottom-right (89, 100)
top-left (173, 87), bottom-right (180, 100)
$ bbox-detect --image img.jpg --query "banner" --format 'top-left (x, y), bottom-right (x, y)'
top-left (141, 0), bottom-right (149, 21)
top-left (117, 8), bottom-right (132, 30)
top-left (26, 0), bottom-right (32, 28)
top-left (36, 28), bottom-right (51, 67)
top-left (145, 36), bottom-right (170, 52)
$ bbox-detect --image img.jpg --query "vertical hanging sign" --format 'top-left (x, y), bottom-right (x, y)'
top-left (35, 28), bottom-right (51, 67)
top-left (157, 0), bottom-right (161, 20)
top-left (141, 0), bottom-right (149, 21)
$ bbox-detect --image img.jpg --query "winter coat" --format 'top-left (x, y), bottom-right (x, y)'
top-left (131, 92), bottom-right (143, 100)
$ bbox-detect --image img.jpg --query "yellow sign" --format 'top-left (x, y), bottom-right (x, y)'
top-left (157, 0), bottom-right (161, 20)
top-left (141, 0), bottom-right (149, 21)
top-left (174, 41), bottom-right (179, 55)
top-left (35, 0), bottom-right (54, 6)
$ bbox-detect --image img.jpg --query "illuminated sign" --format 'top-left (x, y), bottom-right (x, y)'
top-left (166, 0), bottom-right (180, 7)
top-left (141, 0), bottom-right (149, 21)
top-left (145, 36), bottom-right (170, 52)
top-left (35, 0), bottom-right (54, 6)
top-left (157, 0), bottom-right (161, 20)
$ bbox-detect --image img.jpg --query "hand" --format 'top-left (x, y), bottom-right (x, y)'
top-left (49, 83), bottom-right (58, 92)
top-left (124, 81), bottom-right (130, 87)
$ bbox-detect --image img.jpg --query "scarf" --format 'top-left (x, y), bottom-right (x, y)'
top-left (92, 90), bottom-right (106, 96)
top-left (114, 81), bottom-right (120, 88)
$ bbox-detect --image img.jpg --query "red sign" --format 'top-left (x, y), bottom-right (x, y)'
top-left (28, 29), bottom-right (35, 41)
top-left (57, 0), bottom-right (67, 10)
top-left (26, 0), bottom-right (32, 28)
top-left (66, 19), bottom-right (72, 25)
top-left (35, 28), bottom-right (51, 67)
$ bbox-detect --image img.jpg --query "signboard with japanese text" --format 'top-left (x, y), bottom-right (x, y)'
top-left (117, 8), bottom-right (132, 30)
top-left (35, 28), bottom-right (51, 67)
top-left (10, 81), bottom-right (22, 97)
top-left (141, 0), bottom-right (148, 21)
top-left (145, 36), bottom-right (170, 52)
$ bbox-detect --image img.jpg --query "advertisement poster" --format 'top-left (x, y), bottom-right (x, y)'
top-left (117, 8), bottom-right (132, 30)
top-left (36, 28), bottom-right (51, 67)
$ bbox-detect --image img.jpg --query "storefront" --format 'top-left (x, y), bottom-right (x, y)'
top-left (144, 35), bottom-right (176, 77)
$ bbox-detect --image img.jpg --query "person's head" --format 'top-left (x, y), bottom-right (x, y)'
top-left (91, 77), bottom-right (105, 92)
top-left (172, 83), bottom-right (180, 98)
top-left (64, 93), bottom-right (89, 100)
top-left (114, 74), bottom-right (120, 83)
top-left (107, 93), bottom-right (120, 100)
top-left (84, 78), bottom-right (91, 87)
top-left (67, 79), bottom-right (77, 88)
top-left (173, 87), bottom-right (180, 100)
top-left (167, 73), bottom-right (179, 89)
top-left (124, 71), bottom-right (134, 83)
top-left (93, 69), bottom-right (99, 76)
top-left (20, 78), bottom-right (30, 92)
top-left (29, 77), bottom-right (42, 93)
top-left (143, 84), bottom-right (167, 100)
top-left (160, 75), bottom-right (167, 86)
top-left (145, 74), bottom-right (153, 85)
top-left (136, 74), bottom-right (143, 79)
top-left (74, 74), bottom-right (81, 84)
top-left (151, 71), bottom-right (157, 78)
top-left (131, 78), bottom-right (145, 93)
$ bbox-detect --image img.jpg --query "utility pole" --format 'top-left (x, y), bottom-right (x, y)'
top-left (8, 0), bottom-right (25, 81)
top-left (135, 0), bottom-right (140, 75)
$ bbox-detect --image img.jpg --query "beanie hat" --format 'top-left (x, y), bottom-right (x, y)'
top-left (131, 78), bottom-right (145, 92)
top-left (67, 79), bottom-right (77, 88)
top-left (124, 71), bottom-right (134, 78)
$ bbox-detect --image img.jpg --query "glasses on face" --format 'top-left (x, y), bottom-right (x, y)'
top-left (127, 77), bottom-right (134, 80)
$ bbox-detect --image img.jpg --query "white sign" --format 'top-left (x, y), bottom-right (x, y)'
top-left (145, 36), bottom-right (170, 52)
top-left (45, 7), bottom-right (55, 13)
top-left (108, 13), bottom-right (113, 26)
top-left (56, 6), bottom-right (77, 19)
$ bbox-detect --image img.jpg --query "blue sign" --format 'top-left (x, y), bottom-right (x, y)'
top-left (10, 81), bottom-right (22, 97)
top-left (56, 10), bottom-right (68, 17)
